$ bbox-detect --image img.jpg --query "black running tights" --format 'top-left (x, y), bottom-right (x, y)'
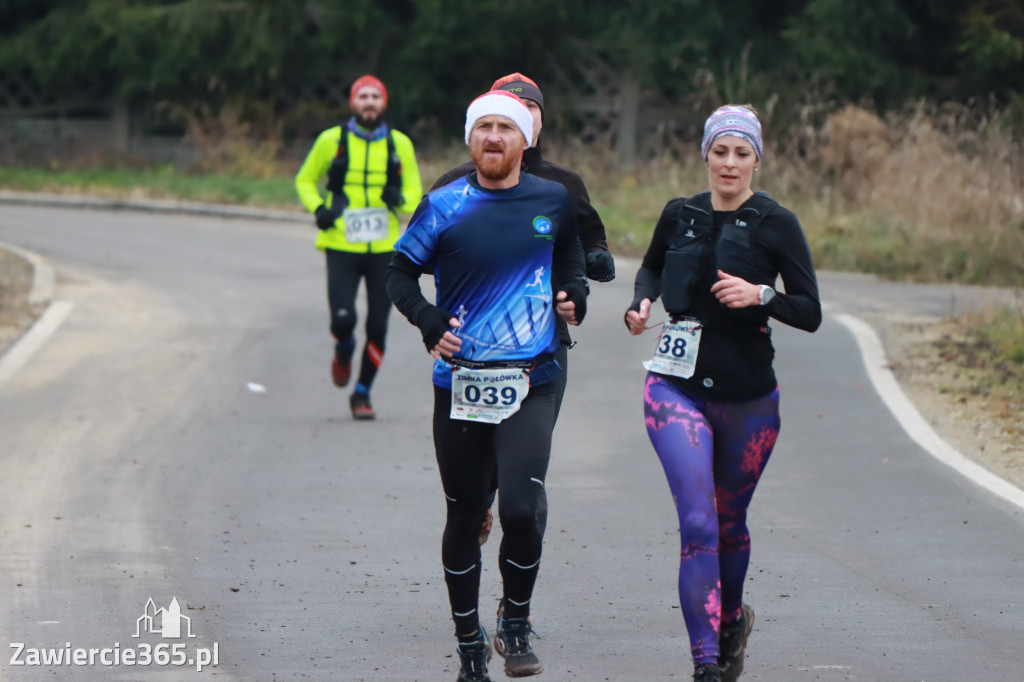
top-left (432, 380), bottom-right (557, 637)
top-left (325, 249), bottom-right (392, 388)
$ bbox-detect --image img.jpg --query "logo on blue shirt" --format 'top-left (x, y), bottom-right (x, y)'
top-left (532, 216), bottom-right (552, 234)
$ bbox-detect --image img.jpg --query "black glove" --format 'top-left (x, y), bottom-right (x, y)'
top-left (415, 305), bottom-right (453, 352)
top-left (559, 278), bottom-right (589, 325)
top-left (381, 186), bottom-right (403, 209)
top-left (314, 204), bottom-right (338, 230)
top-left (586, 250), bottom-right (616, 282)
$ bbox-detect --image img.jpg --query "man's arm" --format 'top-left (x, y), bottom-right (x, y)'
top-left (392, 130), bottom-right (424, 214)
top-left (385, 252), bottom-right (459, 354)
top-left (551, 196), bottom-right (588, 324)
top-left (558, 168), bottom-right (615, 282)
top-left (385, 252), bottom-right (431, 326)
top-left (294, 128), bottom-right (337, 212)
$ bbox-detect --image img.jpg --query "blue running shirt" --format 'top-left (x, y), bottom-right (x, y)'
top-left (395, 173), bottom-right (577, 389)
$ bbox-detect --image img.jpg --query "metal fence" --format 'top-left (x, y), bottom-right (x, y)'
top-left (0, 61), bottom-right (693, 167)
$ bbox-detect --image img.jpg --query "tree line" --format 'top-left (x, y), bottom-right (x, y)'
top-left (1, 0), bottom-right (1022, 145)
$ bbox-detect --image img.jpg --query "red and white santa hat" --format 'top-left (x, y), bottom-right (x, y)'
top-left (464, 91), bottom-right (533, 146)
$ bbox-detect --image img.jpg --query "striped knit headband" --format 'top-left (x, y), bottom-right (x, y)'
top-left (701, 105), bottom-right (763, 161)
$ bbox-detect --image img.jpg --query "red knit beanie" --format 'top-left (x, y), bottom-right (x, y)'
top-left (350, 75), bottom-right (388, 110)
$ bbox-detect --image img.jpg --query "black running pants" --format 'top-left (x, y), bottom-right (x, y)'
top-left (432, 379), bottom-right (557, 636)
top-left (325, 249), bottom-right (392, 388)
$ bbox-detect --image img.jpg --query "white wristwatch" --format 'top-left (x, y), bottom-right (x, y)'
top-left (758, 284), bottom-right (776, 306)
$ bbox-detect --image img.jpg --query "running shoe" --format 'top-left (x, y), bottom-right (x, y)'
top-left (331, 358), bottom-right (351, 387)
top-left (456, 629), bottom-right (492, 682)
top-left (479, 508), bottom-right (493, 546)
top-left (349, 393), bottom-right (376, 420)
top-left (718, 602), bottom-right (755, 681)
top-left (693, 663), bottom-right (723, 681)
top-left (495, 600), bottom-right (542, 677)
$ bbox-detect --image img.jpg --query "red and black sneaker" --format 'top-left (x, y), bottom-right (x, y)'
top-left (331, 358), bottom-right (351, 387)
top-left (349, 393), bottom-right (376, 420)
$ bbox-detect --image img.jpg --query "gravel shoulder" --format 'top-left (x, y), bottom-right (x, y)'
top-left (877, 312), bottom-right (1023, 490)
top-left (818, 269), bottom-right (1023, 491)
top-left (0, 247), bottom-right (40, 353)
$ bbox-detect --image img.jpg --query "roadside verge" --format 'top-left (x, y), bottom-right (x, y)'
top-left (0, 241), bottom-right (74, 390)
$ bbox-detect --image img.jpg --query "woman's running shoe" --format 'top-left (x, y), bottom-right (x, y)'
top-left (718, 602), bottom-right (755, 681)
top-left (693, 663), bottom-right (723, 681)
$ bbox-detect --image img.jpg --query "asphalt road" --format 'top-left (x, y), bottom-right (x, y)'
top-left (1, 204), bottom-right (1022, 681)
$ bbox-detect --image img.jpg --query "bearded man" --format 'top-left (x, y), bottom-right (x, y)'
top-left (385, 91), bottom-right (587, 682)
top-left (432, 73), bottom-right (616, 549)
top-left (295, 74), bottom-right (422, 420)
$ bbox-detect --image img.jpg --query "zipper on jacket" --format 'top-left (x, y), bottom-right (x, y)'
top-left (363, 143), bottom-right (372, 253)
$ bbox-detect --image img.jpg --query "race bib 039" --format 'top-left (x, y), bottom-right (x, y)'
top-left (450, 368), bottom-right (530, 424)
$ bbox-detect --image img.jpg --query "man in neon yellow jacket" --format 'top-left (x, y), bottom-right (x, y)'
top-left (296, 74), bottom-right (423, 420)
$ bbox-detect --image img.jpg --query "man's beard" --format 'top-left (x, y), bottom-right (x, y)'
top-left (472, 145), bottom-right (521, 182)
top-left (353, 111), bottom-right (383, 130)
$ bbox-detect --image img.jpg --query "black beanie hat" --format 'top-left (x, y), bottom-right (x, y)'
top-left (491, 73), bottom-right (544, 112)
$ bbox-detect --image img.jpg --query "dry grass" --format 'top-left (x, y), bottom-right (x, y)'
top-left (6, 98), bottom-right (1024, 287)
top-left (805, 103), bottom-right (1024, 285)
top-left (166, 102), bottom-right (284, 179)
top-left (420, 102), bottom-right (1024, 291)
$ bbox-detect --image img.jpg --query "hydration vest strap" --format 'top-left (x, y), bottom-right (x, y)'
top-left (326, 127), bottom-right (402, 196)
top-left (681, 191), bottom-right (778, 226)
top-left (384, 130), bottom-right (402, 191)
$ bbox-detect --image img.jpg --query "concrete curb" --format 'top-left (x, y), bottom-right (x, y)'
top-left (0, 189), bottom-right (310, 223)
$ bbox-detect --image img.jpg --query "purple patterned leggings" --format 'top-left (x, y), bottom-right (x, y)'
top-left (643, 373), bottom-right (780, 666)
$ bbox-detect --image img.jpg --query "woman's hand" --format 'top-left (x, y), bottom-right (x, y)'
top-left (624, 298), bottom-right (652, 335)
top-left (711, 270), bottom-right (759, 309)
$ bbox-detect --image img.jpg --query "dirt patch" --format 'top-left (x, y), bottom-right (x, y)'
top-left (0, 248), bottom-right (39, 355)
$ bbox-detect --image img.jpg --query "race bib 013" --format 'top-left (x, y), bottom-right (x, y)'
top-left (343, 207), bottom-right (389, 243)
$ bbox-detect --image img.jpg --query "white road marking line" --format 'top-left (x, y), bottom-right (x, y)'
top-left (835, 312), bottom-right (1024, 511)
top-left (0, 300), bottom-right (74, 391)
